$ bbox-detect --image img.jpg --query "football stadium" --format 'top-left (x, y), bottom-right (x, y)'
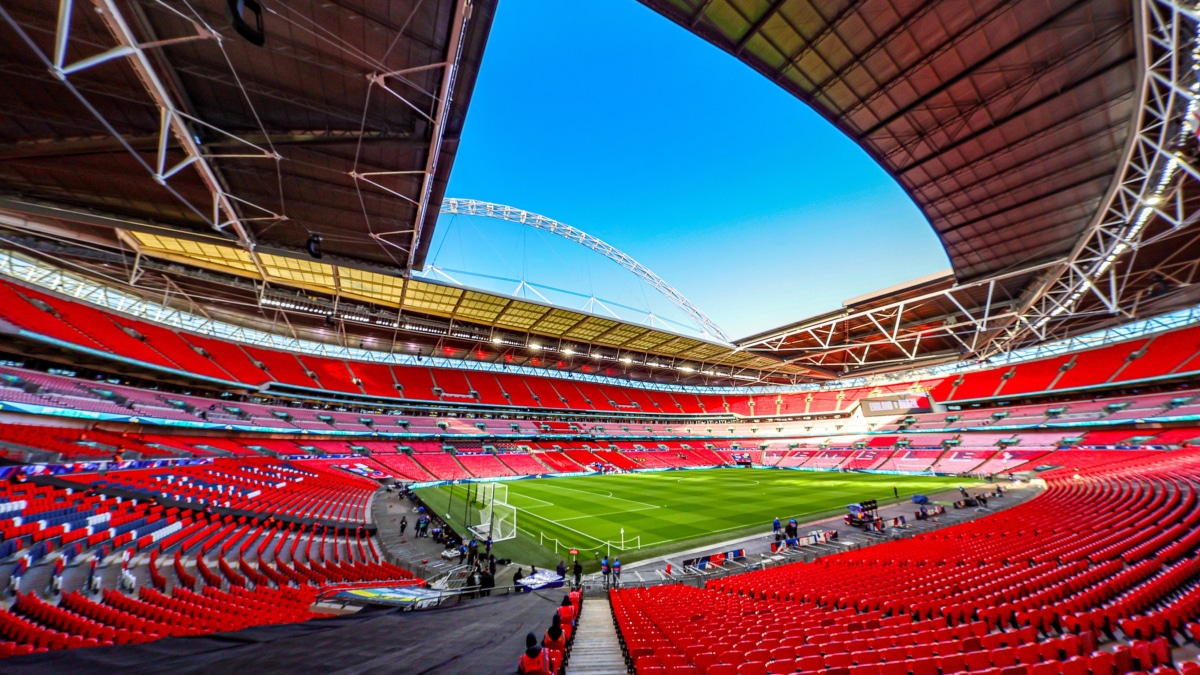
top-left (0, 0), bottom-right (1198, 673)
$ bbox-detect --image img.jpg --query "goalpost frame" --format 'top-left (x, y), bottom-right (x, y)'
top-left (468, 482), bottom-right (517, 543)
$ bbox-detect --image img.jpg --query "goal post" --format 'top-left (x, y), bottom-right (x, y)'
top-left (468, 482), bottom-right (517, 543)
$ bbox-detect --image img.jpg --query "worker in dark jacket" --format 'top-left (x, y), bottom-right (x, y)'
top-left (517, 632), bottom-right (553, 674)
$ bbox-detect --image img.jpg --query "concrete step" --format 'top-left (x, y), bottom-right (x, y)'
top-left (566, 594), bottom-right (627, 675)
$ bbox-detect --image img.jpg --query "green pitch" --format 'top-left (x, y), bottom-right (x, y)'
top-left (416, 469), bottom-right (968, 570)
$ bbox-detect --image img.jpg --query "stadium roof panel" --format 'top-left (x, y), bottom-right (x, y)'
top-left (0, 0), bottom-right (497, 271)
top-left (22, 227), bottom-right (814, 383)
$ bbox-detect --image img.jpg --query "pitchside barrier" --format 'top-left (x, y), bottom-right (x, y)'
top-left (770, 529), bottom-right (841, 553)
top-left (539, 532), bottom-right (642, 558)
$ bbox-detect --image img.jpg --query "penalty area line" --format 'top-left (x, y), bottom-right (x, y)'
top-left (511, 505), bottom-right (608, 546)
top-left (556, 505), bottom-right (661, 523)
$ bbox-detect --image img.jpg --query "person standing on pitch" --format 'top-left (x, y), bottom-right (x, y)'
top-left (893, 486), bottom-right (899, 499)
top-left (612, 557), bottom-right (622, 588)
top-left (772, 516), bottom-right (782, 536)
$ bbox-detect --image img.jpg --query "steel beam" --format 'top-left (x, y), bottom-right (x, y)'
top-left (986, 0), bottom-right (1200, 356)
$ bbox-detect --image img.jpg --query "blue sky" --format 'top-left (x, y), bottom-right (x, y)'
top-left (435, 0), bottom-right (950, 341)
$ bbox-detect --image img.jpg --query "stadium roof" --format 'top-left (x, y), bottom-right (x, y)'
top-left (0, 0), bottom-right (493, 271)
top-left (0, 0), bottom-right (1196, 384)
top-left (643, 0), bottom-right (1200, 375)
top-left (0, 228), bottom-right (817, 384)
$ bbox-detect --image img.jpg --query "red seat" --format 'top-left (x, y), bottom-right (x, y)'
top-left (747, 650), bottom-right (771, 664)
top-left (911, 658), bottom-right (938, 675)
top-left (1031, 663), bottom-right (1060, 675)
top-left (827, 653), bottom-right (853, 669)
top-left (737, 663), bottom-right (767, 675)
top-left (798, 656), bottom-right (824, 671)
top-left (1017, 645), bottom-right (1041, 665)
top-left (940, 654), bottom-right (965, 673)
top-left (771, 647), bottom-right (795, 661)
top-left (993, 649), bottom-right (1017, 668)
top-left (767, 658), bottom-right (795, 674)
top-left (967, 652), bottom-right (993, 671)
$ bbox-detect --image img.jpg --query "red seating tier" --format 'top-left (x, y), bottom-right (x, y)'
top-left (613, 450), bottom-right (1200, 675)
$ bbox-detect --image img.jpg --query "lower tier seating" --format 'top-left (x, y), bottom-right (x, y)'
top-left (613, 449), bottom-right (1200, 675)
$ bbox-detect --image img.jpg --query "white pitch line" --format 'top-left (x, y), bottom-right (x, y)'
top-left (532, 481), bottom-right (659, 509)
top-left (505, 493), bottom-right (554, 508)
top-left (511, 505), bottom-right (608, 545)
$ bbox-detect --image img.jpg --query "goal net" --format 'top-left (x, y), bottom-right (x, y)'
top-left (468, 483), bottom-right (517, 543)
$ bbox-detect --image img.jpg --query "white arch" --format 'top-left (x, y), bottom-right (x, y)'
top-left (439, 198), bottom-right (732, 343)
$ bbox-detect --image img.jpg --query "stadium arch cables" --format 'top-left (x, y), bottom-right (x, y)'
top-left (440, 198), bottom-right (732, 344)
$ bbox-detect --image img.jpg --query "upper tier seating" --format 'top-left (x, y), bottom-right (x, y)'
top-left (20, 278), bottom-right (1200, 417)
top-left (875, 450), bottom-right (943, 473)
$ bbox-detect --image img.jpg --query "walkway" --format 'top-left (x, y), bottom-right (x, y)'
top-left (566, 594), bottom-right (627, 675)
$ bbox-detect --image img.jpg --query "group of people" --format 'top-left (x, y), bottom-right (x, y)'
top-left (414, 515), bottom-right (436, 538)
top-left (459, 536), bottom-right (492, 566)
top-left (555, 559), bottom-right (584, 588)
top-left (598, 555), bottom-right (622, 588)
top-left (517, 589), bottom-right (582, 675)
top-left (772, 516), bottom-right (800, 540)
top-left (466, 558), bottom-right (497, 597)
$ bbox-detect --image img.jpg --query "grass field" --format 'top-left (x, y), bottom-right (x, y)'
top-left (415, 469), bottom-right (968, 570)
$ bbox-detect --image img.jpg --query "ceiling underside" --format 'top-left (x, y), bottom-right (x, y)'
top-left (0, 0), bottom-right (493, 271)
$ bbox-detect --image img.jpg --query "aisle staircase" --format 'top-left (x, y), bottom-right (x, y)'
top-left (566, 594), bottom-right (627, 675)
